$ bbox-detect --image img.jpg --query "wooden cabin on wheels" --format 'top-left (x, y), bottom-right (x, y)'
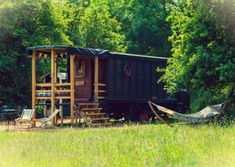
top-left (27, 45), bottom-right (189, 126)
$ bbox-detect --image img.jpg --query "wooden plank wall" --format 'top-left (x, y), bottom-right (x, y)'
top-left (107, 56), bottom-right (167, 102)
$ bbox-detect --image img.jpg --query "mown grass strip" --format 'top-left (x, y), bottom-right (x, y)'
top-left (0, 124), bottom-right (234, 167)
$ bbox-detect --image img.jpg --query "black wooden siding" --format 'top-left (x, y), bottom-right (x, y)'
top-left (107, 55), bottom-right (167, 102)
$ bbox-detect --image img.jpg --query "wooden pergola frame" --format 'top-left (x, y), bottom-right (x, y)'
top-left (31, 48), bottom-right (100, 127)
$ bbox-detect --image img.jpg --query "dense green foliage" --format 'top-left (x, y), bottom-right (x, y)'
top-left (108, 0), bottom-right (172, 56)
top-left (161, 0), bottom-right (235, 110)
top-left (0, 0), bottom-right (234, 112)
top-left (0, 124), bottom-right (235, 166)
top-left (0, 0), bottom-right (72, 105)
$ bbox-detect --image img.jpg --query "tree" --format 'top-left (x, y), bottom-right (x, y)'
top-left (161, 0), bottom-right (235, 109)
top-left (108, 0), bottom-right (173, 56)
top-left (68, 0), bottom-right (127, 52)
top-left (0, 0), bottom-right (72, 105)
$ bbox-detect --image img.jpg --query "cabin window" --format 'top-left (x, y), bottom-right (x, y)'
top-left (76, 61), bottom-right (85, 77)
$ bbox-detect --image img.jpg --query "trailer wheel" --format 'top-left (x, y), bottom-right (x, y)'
top-left (128, 104), bottom-right (150, 122)
top-left (139, 111), bottom-right (149, 122)
top-left (128, 104), bottom-right (141, 121)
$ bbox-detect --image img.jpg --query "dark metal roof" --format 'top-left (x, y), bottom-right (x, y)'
top-left (110, 52), bottom-right (168, 60)
top-left (27, 45), bottom-right (109, 57)
top-left (27, 45), bottom-right (67, 51)
top-left (66, 46), bottom-right (109, 57)
top-left (26, 45), bottom-right (168, 60)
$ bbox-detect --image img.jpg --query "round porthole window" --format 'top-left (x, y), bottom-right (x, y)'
top-left (124, 65), bottom-right (132, 77)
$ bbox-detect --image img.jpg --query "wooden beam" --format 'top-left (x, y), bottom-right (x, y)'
top-left (98, 90), bottom-right (106, 93)
top-left (36, 97), bottom-right (52, 100)
top-left (36, 83), bottom-right (52, 87)
top-left (94, 56), bottom-right (99, 102)
top-left (59, 78), bottom-right (63, 127)
top-left (51, 49), bottom-right (56, 125)
top-left (55, 96), bottom-right (71, 99)
top-left (32, 50), bottom-right (36, 127)
top-left (54, 51), bottom-right (58, 124)
top-left (93, 83), bottom-right (106, 86)
top-left (55, 90), bottom-right (71, 93)
top-left (55, 83), bottom-right (71, 87)
top-left (36, 90), bottom-right (52, 93)
top-left (54, 55), bottom-right (57, 83)
top-left (70, 55), bottom-right (75, 126)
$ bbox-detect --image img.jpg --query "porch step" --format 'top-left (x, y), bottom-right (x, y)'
top-left (82, 113), bottom-right (105, 116)
top-left (75, 98), bottom-right (89, 102)
top-left (76, 102), bottom-right (109, 126)
top-left (91, 117), bottom-right (109, 121)
top-left (98, 96), bottom-right (105, 100)
top-left (78, 103), bottom-right (99, 106)
top-left (82, 108), bottom-right (102, 111)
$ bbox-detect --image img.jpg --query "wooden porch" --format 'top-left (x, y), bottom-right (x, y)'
top-left (30, 47), bottom-right (107, 126)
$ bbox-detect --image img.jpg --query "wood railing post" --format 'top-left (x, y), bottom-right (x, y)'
top-left (54, 53), bottom-right (58, 124)
top-left (32, 50), bottom-right (36, 127)
top-left (51, 49), bottom-right (56, 124)
top-left (70, 55), bottom-right (75, 126)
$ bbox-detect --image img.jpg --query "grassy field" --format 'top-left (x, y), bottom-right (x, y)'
top-left (0, 123), bottom-right (234, 167)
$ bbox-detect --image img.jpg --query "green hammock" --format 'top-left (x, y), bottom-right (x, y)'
top-left (148, 101), bottom-right (227, 123)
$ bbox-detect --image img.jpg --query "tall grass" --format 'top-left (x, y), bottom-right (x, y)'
top-left (0, 124), bottom-right (234, 167)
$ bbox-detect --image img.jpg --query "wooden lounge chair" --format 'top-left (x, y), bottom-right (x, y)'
top-left (36, 109), bottom-right (60, 128)
top-left (15, 109), bottom-right (35, 128)
top-left (148, 101), bottom-right (227, 124)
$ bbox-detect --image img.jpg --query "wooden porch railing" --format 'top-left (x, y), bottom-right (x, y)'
top-left (35, 83), bottom-right (72, 100)
top-left (94, 83), bottom-right (106, 101)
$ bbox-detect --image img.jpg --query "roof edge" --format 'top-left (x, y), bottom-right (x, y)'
top-left (26, 45), bottom-right (169, 60)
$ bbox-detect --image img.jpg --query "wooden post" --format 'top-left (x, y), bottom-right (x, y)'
top-left (51, 49), bottom-right (55, 125)
top-left (32, 51), bottom-right (36, 127)
top-left (54, 55), bottom-right (58, 83)
top-left (59, 78), bottom-right (63, 126)
top-left (94, 56), bottom-right (99, 102)
top-left (54, 54), bottom-right (58, 124)
top-left (70, 55), bottom-right (75, 126)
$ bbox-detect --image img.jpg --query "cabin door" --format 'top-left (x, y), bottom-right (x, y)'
top-left (74, 57), bottom-right (93, 102)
